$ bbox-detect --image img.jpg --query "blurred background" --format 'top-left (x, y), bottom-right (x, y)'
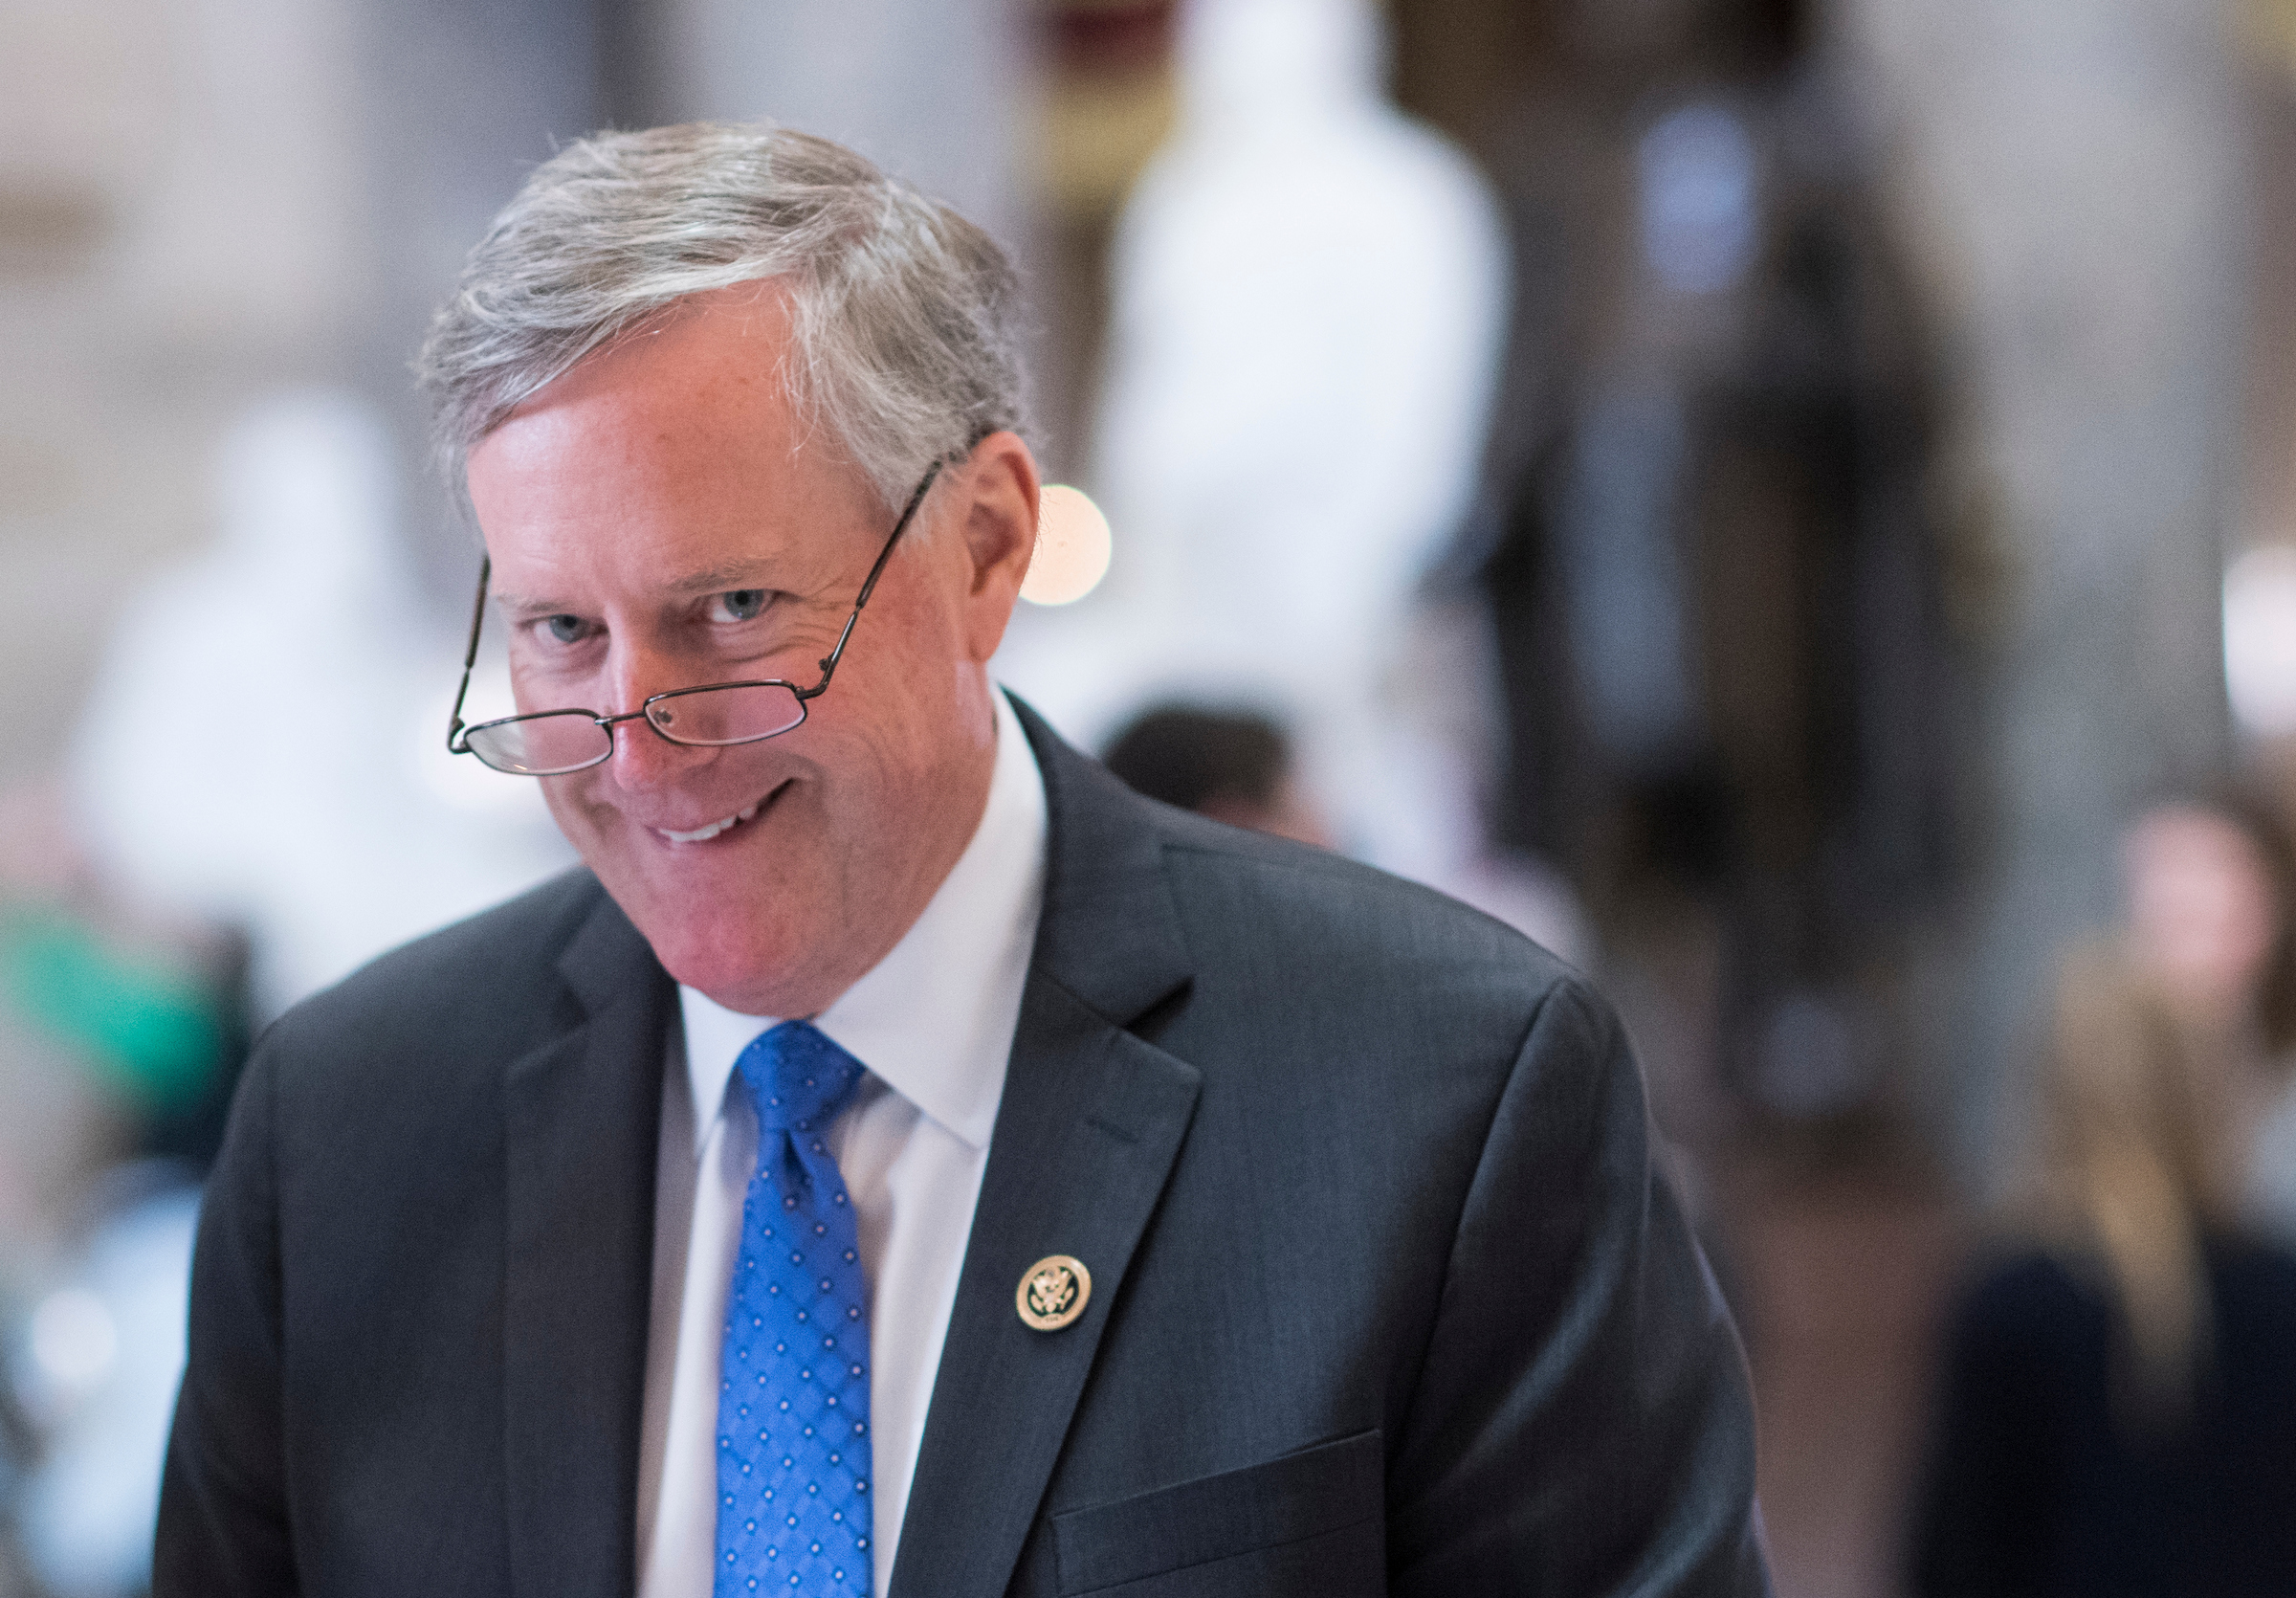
top-left (3, 0), bottom-right (2296, 1591)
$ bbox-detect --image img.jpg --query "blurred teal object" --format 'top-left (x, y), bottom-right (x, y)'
top-left (0, 905), bottom-right (222, 1115)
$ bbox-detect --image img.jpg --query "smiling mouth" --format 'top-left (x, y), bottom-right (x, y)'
top-left (654, 783), bottom-right (786, 845)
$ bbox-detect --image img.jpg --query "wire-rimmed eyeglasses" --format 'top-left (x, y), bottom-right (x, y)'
top-left (446, 462), bottom-right (941, 776)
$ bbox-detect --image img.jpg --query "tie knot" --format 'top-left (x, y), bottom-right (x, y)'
top-left (734, 1020), bottom-right (867, 1135)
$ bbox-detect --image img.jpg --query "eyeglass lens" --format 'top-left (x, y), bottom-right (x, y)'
top-left (646, 682), bottom-right (807, 744)
top-left (464, 682), bottom-right (809, 775)
top-left (466, 711), bottom-right (612, 775)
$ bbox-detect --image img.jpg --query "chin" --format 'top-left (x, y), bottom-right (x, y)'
top-left (601, 876), bottom-right (804, 1012)
top-left (663, 926), bottom-right (806, 1011)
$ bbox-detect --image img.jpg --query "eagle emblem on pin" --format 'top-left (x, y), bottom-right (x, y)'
top-left (1016, 1254), bottom-right (1092, 1332)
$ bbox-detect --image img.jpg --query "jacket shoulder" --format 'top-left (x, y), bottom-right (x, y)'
top-left (1017, 696), bottom-right (1581, 1057)
top-left (1151, 800), bottom-right (1579, 1011)
top-left (258, 866), bottom-right (609, 1081)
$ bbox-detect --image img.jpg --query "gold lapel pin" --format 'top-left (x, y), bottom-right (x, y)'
top-left (1016, 1254), bottom-right (1092, 1332)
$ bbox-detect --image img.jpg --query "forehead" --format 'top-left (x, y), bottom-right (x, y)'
top-left (465, 287), bottom-right (874, 588)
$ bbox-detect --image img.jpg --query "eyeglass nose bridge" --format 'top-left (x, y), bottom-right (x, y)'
top-left (595, 701), bottom-right (681, 745)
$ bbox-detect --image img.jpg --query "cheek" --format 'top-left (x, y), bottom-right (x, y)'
top-left (536, 772), bottom-right (605, 843)
top-left (818, 608), bottom-right (972, 758)
top-left (795, 714), bottom-right (922, 833)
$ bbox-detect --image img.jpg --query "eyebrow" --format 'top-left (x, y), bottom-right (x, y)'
top-left (488, 588), bottom-right (581, 616)
top-left (489, 563), bottom-right (796, 615)
top-left (663, 562), bottom-right (784, 595)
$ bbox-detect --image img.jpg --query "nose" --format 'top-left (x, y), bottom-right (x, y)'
top-left (598, 647), bottom-right (712, 791)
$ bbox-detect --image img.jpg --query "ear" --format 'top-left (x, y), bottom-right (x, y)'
top-left (954, 430), bottom-right (1041, 663)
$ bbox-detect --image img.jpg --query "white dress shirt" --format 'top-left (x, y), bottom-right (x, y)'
top-left (635, 691), bottom-right (1048, 1598)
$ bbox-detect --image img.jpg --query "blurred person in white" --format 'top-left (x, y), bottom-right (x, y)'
top-left (993, 0), bottom-right (1513, 889)
top-left (67, 389), bottom-right (574, 1021)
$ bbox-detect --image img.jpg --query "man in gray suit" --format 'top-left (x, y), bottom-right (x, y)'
top-left (157, 122), bottom-right (1766, 1598)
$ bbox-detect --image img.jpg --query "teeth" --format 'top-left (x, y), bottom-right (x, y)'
top-left (657, 798), bottom-right (762, 845)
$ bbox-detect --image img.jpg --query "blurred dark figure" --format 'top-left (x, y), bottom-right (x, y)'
top-left (1474, 0), bottom-right (1962, 1151)
top-left (1910, 798), bottom-right (2296, 1596)
top-left (1101, 703), bottom-right (1333, 847)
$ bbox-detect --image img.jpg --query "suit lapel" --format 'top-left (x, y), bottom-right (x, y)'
top-left (889, 702), bottom-right (1201, 1598)
top-left (503, 888), bottom-right (673, 1598)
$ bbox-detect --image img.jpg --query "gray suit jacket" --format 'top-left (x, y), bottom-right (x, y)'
top-left (158, 700), bottom-right (1767, 1597)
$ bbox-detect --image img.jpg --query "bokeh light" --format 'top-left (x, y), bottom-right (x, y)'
top-left (2223, 544), bottom-right (2296, 737)
top-left (1021, 484), bottom-right (1114, 606)
top-left (29, 1289), bottom-right (117, 1396)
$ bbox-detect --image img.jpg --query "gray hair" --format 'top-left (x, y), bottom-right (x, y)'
top-left (416, 122), bottom-right (1029, 511)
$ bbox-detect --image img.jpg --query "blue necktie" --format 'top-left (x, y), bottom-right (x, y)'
top-left (716, 1021), bottom-right (874, 1597)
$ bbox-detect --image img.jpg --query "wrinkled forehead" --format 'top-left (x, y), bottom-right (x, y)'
top-left (466, 293), bottom-right (881, 588)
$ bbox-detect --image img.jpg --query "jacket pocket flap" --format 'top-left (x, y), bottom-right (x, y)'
top-left (1051, 1429), bottom-right (1382, 1594)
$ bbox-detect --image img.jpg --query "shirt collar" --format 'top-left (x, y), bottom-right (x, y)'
top-left (678, 689), bottom-right (1048, 1154)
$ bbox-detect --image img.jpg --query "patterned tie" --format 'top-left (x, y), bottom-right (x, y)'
top-left (716, 1021), bottom-right (874, 1597)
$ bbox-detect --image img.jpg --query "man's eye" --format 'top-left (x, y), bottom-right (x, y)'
top-left (713, 589), bottom-right (769, 623)
top-left (544, 614), bottom-right (586, 644)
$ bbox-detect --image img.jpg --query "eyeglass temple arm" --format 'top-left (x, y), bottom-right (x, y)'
top-left (446, 556), bottom-right (491, 754)
top-left (806, 461), bottom-right (942, 697)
